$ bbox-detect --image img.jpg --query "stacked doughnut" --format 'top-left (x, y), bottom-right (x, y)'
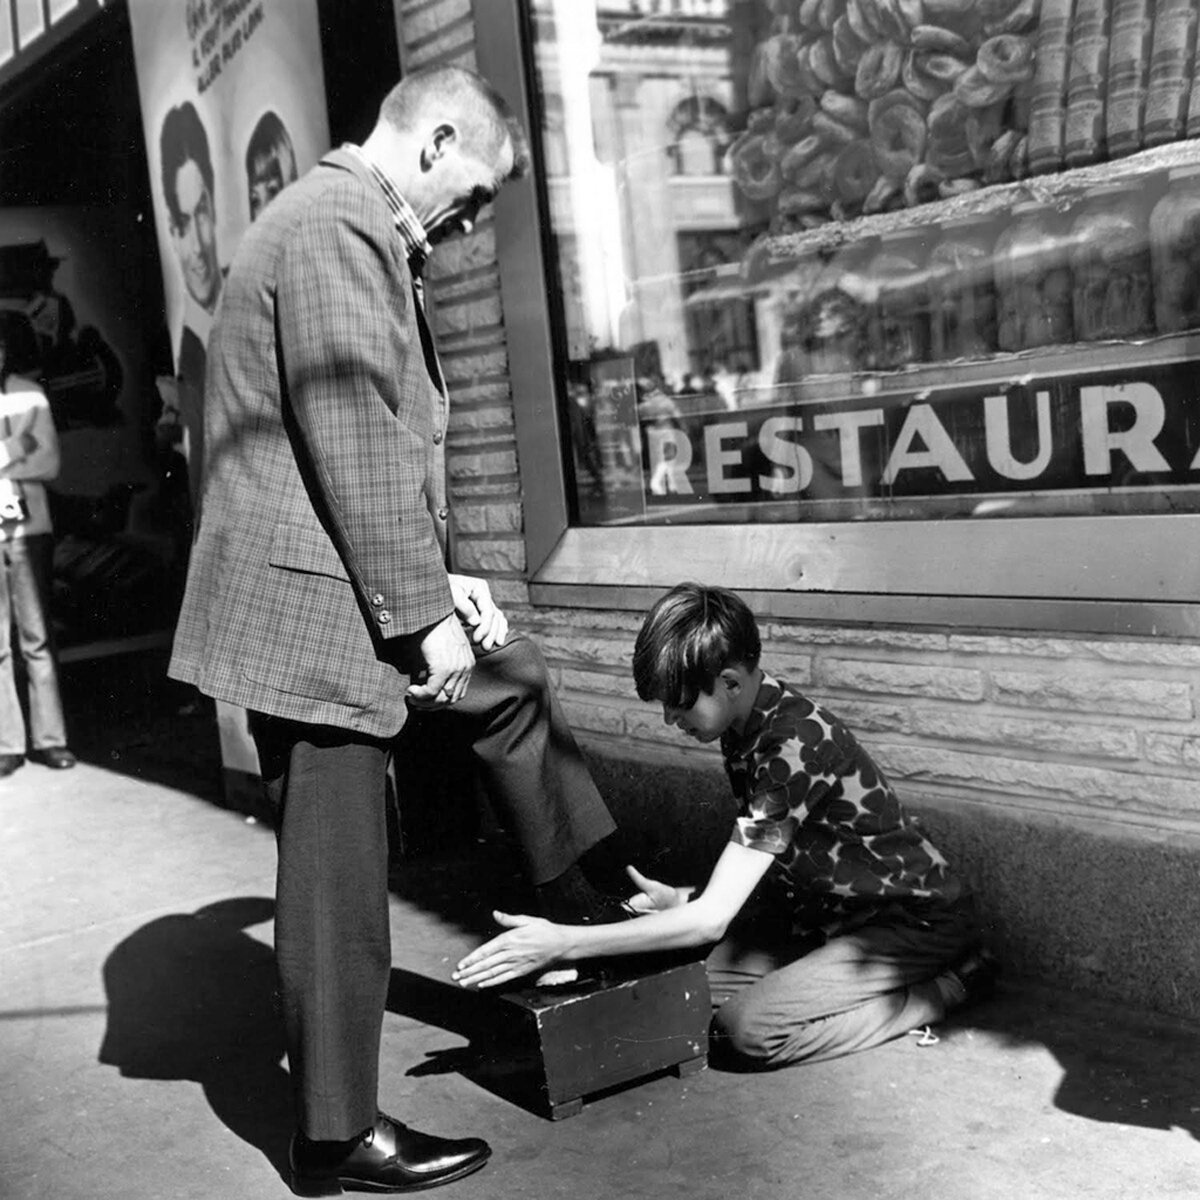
top-left (728, 0), bottom-right (1041, 228)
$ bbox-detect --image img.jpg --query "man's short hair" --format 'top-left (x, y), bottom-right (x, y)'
top-left (160, 101), bottom-right (214, 229)
top-left (633, 582), bottom-right (762, 708)
top-left (245, 110), bottom-right (297, 191)
top-left (378, 65), bottom-right (531, 182)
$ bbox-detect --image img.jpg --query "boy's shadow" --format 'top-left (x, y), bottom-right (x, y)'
top-left (945, 982), bottom-right (1200, 1141)
top-left (98, 897), bottom-right (294, 1179)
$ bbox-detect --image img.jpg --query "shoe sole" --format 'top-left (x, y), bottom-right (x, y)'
top-left (293, 1151), bottom-right (491, 1195)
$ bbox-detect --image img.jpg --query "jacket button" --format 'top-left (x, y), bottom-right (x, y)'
top-left (432, 430), bottom-right (444, 444)
top-left (378, 610), bottom-right (391, 625)
top-left (436, 506), bottom-right (448, 520)
top-left (371, 593), bottom-right (385, 607)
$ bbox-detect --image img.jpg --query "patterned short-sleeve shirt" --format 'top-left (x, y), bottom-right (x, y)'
top-left (722, 674), bottom-right (962, 928)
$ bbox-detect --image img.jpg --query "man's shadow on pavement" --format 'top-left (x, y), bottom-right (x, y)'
top-left (943, 980), bottom-right (1200, 1141)
top-left (98, 897), bottom-right (294, 1179)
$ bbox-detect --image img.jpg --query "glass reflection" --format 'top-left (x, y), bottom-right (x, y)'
top-left (527, 0), bottom-right (1200, 528)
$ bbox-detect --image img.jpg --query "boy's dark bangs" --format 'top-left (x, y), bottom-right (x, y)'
top-left (664, 634), bottom-right (719, 709)
top-left (650, 653), bottom-right (687, 709)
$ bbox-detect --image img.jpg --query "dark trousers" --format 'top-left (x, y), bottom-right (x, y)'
top-left (251, 633), bottom-right (615, 1139)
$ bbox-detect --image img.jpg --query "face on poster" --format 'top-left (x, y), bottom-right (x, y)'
top-left (127, 0), bottom-right (331, 360)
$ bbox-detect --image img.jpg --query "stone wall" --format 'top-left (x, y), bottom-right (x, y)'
top-left (396, 0), bottom-right (1200, 1022)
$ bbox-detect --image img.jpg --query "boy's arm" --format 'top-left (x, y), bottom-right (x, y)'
top-left (453, 842), bottom-right (773, 991)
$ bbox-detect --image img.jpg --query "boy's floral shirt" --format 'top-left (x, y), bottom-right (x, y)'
top-left (722, 674), bottom-right (962, 930)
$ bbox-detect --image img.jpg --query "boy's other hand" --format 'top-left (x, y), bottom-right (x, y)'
top-left (624, 865), bottom-right (694, 913)
top-left (452, 911), bottom-right (567, 989)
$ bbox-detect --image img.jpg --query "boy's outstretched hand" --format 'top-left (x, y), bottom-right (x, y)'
top-left (452, 912), bottom-right (567, 989)
top-left (624, 864), bottom-right (694, 913)
top-left (453, 864), bottom-right (696, 990)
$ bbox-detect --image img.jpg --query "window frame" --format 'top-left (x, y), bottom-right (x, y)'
top-left (473, 0), bottom-right (1200, 638)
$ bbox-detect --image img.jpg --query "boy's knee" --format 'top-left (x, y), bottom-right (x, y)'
top-left (711, 998), bottom-right (778, 1066)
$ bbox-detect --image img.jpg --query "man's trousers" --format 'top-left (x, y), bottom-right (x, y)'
top-left (251, 633), bottom-right (615, 1140)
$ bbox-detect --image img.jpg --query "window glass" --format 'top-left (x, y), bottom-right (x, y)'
top-left (526, 0), bottom-right (1200, 529)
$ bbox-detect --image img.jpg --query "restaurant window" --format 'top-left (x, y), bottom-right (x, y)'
top-left (475, 0), bottom-right (1200, 628)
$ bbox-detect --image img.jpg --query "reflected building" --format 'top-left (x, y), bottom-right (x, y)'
top-left (533, 0), bottom-right (770, 393)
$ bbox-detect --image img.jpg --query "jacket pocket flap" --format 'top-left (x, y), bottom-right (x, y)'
top-left (268, 523), bottom-right (350, 581)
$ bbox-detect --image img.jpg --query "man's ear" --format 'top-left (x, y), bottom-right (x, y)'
top-left (719, 667), bottom-right (743, 697)
top-left (420, 122), bottom-right (458, 171)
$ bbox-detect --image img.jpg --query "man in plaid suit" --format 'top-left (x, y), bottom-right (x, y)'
top-left (170, 66), bottom-right (619, 1195)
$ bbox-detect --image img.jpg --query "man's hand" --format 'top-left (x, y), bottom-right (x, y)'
top-left (448, 573), bottom-right (508, 650)
top-left (405, 611), bottom-right (474, 709)
top-left (624, 864), bottom-right (694, 914)
top-left (452, 912), bottom-right (569, 989)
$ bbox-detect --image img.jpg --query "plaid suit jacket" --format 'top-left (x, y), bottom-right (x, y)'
top-left (169, 148), bottom-right (454, 738)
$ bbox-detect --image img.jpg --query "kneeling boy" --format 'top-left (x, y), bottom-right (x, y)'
top-left (455, 582), bottom-right (994, 1068)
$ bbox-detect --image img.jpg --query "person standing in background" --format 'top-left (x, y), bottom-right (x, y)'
top-left (0, 315), bottom-right (75, 777)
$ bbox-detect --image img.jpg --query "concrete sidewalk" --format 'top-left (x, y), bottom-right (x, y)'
top-left (3, 735), bottom-right (1200, 1200)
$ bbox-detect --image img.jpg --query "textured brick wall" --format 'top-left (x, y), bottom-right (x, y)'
top-left (398, 2), bottom-right (1200, 1019)
top-left (519, 608), bottom-right (1200, 836)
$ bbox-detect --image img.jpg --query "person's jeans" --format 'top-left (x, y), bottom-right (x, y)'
top-left (0, 534), bottom-right (66, 754)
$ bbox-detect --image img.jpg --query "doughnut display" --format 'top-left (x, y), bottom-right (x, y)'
top-left (977, 34), bottom-right (1035, 84)
top-left (728, 131), bottom-right (783, 200)
top-left (855, 41), bottom-right (905, 99)
top-left (954, 65), bottom-right (1016, 109)
top-left (780, 133), bottom-right (825, 180)
top-left (833, 140), bottom-right (882, 201)
top-left (869, 91), bottom-right (927, 178)
top-left (730, 0), bottom-right (1044, 227)
top-left (724, 0), bottom-right (1200, 248)
top-left (910, 24), bottom-right (973, 58)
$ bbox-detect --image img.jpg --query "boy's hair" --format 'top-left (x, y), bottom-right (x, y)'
top-left (633, 582), bottom-right (761, 708)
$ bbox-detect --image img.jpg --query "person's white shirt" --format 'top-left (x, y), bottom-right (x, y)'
top-left (0, 375), bottom-right (60, 540)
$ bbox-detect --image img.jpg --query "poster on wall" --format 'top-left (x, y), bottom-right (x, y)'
top-left (128, 0), bottom-right (330, 778)
top-left (0, 207), bottom-right (182, 649)
top-left (128, 0), bottom-right (330, 518)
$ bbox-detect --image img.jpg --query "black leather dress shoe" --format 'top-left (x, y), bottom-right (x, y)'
top-left (0, 753), bottom-right (24, 777)
top-left (28, 747), bottom-right (76, 769)
top-left (290, 1112), bottom-right (490, 1195)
